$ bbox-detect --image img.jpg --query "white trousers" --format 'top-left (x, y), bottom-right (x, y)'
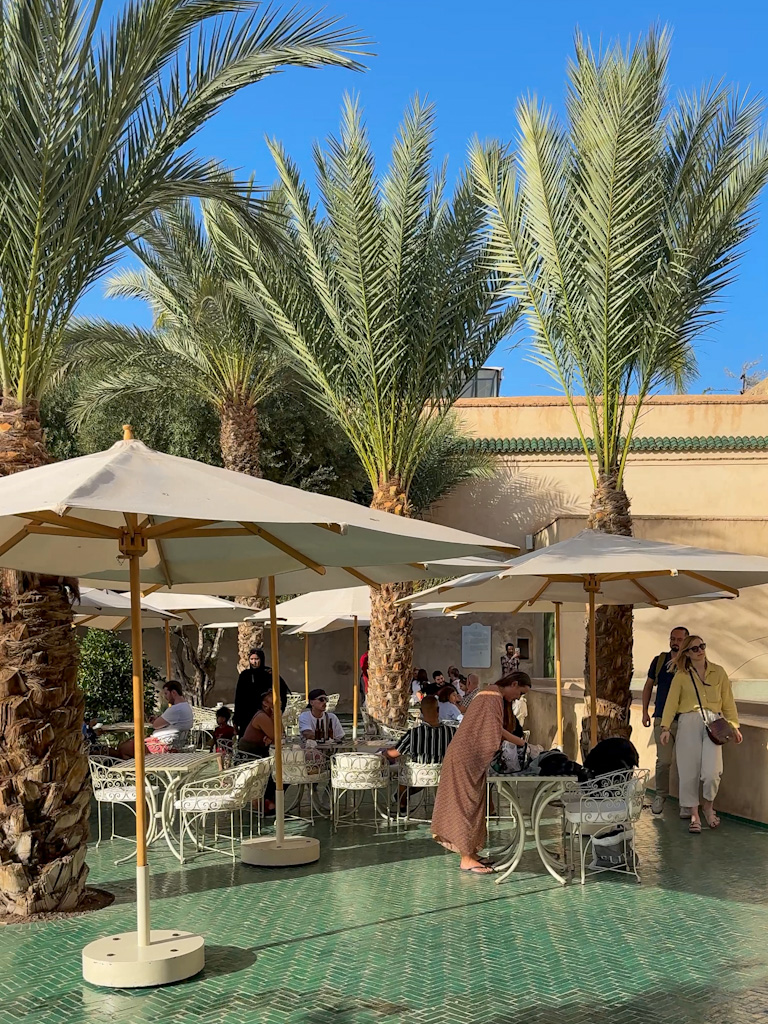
top-left (675, 711), bottom-right (723, 807)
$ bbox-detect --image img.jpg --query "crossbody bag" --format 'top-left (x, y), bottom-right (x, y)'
top-left (688, 669), bottom-right (734, 746)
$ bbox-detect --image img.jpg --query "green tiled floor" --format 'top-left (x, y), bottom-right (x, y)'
top-left (1, 798), bottom-right (767, 1024)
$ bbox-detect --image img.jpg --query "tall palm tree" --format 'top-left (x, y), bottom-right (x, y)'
top-left (0, 0), bottom-right (364, 917)
top-left (222, 95), bottom-right (521, 726)
top-left (471, 28), bottom-right (768, 744)
top-left (64, 199), bottom-right (282, 662)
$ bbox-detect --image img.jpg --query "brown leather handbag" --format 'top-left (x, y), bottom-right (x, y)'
top-left (689, 670), bottom-right (735, 746)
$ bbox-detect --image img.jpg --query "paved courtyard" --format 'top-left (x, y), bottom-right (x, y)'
top-left (1, 798), bottom-right (767, 1024)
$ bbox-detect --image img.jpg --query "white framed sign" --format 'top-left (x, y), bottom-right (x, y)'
top-left (461, 622), bottom-right (492, 669)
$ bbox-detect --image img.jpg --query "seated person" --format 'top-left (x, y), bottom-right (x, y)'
top-left (410, 667), bottom-right (423, 701)
top-left (238, 691), bottom-right (277, 814)
top-left (447, 665), bottom-right (467, 697)
top-left (239, 690), bottom-right (275, 758)
top-left (298, 688), bottom-right (345, 743)
top-left (118, 680), bottom-right (193, 757)
top-left (437, 684), bottom-right (463, 723)
top-left (421, 670), bottom-right (443, 697)
top-left (458, 673), bottom-right (481, 712)
top-left (210, 705), bottom-right (236, 762)
top-left (387, 696), bottom-right (455, 764)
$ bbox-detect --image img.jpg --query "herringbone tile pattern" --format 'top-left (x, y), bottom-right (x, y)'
top-left (1, 801), bottom-right (767, 1023)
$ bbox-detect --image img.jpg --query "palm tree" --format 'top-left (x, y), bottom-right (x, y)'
top-left (223, 95), bottom-right (520, 726)
top-left (471, 27), bottom-right (768, 744)
top-left (0, 0), bottom-right (364, 917)
top-left (64, 198), bottom-right (282, 662)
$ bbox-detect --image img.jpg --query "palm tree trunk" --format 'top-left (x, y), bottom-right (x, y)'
top-left (0, 398), bottom-right (90, 917)
top-left (218, 400), bottom-right (266, 665)
top-left (581, 471), bottom-right (634, 755)
top-left (366, 479), bottom-right (413, 728)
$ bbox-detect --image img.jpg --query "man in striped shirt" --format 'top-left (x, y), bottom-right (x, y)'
top-left (386, 696), bottom-right (455, 765)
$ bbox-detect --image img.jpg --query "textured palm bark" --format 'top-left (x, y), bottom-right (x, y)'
top-left (581, 471), bottom-right (634, 756)
top-left (218, 400), bottom-right (267, 664)
top-left (0, 398), bottom-right (89, 916)
top-left (366, 480), bottom-right (413, 728)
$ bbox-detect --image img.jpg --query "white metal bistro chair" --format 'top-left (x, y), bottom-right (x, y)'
top-left (398, 758), bottom-right (442, 824)
top-left (174, 756), bottom-right (274, 862)
top-left (279, 746), bottom-right (330, 823)
top-left (89, 756), bottom-right (159, 855)
top-left (330, 752), bottom-right (390, 831)
top-left (561, 769), bottom-right (650, 884)
top-left (324, 692), bottom-right (341, 713)
top-left (377, 723), bottom-right (408, 744)
top-left (189, 705), bottom-right (218, 749)
top-left (282, 694), bottom-right (305, 737)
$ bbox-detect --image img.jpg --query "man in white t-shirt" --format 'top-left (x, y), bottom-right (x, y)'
top-left (118, 681), bottom-right (194, 757)
top-left (298, 688), bottom-right (345, 743)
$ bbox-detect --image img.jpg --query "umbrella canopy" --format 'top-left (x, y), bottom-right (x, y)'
top-left (133, 592), bottom-right (254, 628)
top-left (0, 438), bottom-right (515, 585)
top-left (407, 531), bottom-right (768, 747)
top-left (411, 531), bottom-right (768, 608)
top-left (74, 587), bottom-right (181, 631)
top-left (0, 431), bottom-right (515, 978)
top-left (88, 555), bottom-right (511, 597)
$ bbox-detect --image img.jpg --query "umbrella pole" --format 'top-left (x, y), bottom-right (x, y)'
top-left (164, 619), bottom-right (172, 681)
top-left (588, 589), bottom-right (598, 749)
top-left (352, 615), bottom-right (359, 742)
top-left (268, 576), bottom-right (285, 844)
top-left (241, 577), bottom-right (319, 866)
top-left (554, 602), bottom-right (563, 749)
top-left (128, 552), bottom-right (151, 947)
top-left (304, 634), bottom-right (309, 702)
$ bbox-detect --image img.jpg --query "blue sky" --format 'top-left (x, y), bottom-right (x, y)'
top-left (88, 0), bottom-right (768, 396)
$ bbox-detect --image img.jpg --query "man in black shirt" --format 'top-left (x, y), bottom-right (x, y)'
top-left (641, 625), bottom-right (689, 815)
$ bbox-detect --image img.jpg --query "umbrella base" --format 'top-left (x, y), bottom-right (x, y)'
top-left (82, 930), bottom-right (205, 988)
top-left (241, 835), bottom-right (320, 867)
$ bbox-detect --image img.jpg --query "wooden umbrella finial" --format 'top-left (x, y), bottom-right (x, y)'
top-left (122, 424), bottom-right (134, 441)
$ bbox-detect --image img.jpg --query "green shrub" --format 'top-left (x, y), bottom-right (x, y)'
top-left (77, 629), bottom-right (160, 723)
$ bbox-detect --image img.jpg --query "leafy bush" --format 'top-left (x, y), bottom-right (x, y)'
top-left (77, 629), bottom-right (161, 723)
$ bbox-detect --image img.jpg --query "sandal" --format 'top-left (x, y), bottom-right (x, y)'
top-left (704, 812), bottom-right (720, 829)
top-left (460, 864), bottom-right (494, 874)
top-left (688, 820), bottom-right (702, 834)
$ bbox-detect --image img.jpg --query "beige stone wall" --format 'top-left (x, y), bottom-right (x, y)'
top-left (526, 686), bottom-right (768, 824)
top-left (452, 393), bottom-right (768, 440)
top-left (428, 393), bottom-right (768, 687)
top-left (141, 612), bottom-right (545, 711)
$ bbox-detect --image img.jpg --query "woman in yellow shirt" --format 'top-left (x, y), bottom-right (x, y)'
top-left (660, 635), bottom-right (742, 833)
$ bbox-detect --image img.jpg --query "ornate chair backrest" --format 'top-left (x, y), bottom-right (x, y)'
top-left (280, 746), bottom-right (327, 784)
top-left (330, 752), bottom-right (387, 791)
top-left (324, 693), bottom-right (340, 712)
top-left (398, 758), bottom-right (442, 789)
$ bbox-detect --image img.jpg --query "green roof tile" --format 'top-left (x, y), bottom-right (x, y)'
top-left (466, 435), bottom-right (768, 455)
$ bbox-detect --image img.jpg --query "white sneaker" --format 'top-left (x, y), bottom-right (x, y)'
top-left (651, 795), bottom-right (665, 815)
top-left (679, 806), bottom-right (692, 819)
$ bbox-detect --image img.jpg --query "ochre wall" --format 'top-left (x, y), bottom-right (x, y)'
top-left (428, 394), bottom-right (768, 686)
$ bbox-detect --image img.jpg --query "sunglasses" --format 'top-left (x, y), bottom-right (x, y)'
top-left (687, 643), bottom-right (706, 653)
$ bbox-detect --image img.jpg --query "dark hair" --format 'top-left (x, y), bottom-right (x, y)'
top-left (163, 680), bottom-right (183, 696)
top-left (496, 671), bottom-right (532, 690)
top-left (420, 695), bottom-right (438, 713)
top-left (416, 669), bottom-right (429, 684)
top-left (671, 626), bottom-right (690, 636)
top-left (438, 684), bottom-right (458, 703)
top-left (505, 641), bottom-right (515, 650)
top-left (432, 670), bottom-right (444, 680)
top-left (216, 706), bottom-right (231, 722)
top-left (259, 689), bottom-right (274, 710)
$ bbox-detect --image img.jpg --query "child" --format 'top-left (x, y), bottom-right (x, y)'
top-left (211, 706), bottom-right (236, 768)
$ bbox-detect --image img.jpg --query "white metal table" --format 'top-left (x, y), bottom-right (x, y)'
top-left (487, 774), bottom-right (575, 885)
top-left (108, 752), bottom-right (217, 861)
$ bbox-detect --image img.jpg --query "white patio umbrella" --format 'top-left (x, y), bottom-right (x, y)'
top-left (0, 429), bottom-right (514, 987)
top-left (74, 587), bottom-right (181, 633)
top-left (407, 530), bottom-right (768, 748)
top-left (274, 588), bottom-right (454, 737)
top-left (131, 593), bottom-right (254, 679)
